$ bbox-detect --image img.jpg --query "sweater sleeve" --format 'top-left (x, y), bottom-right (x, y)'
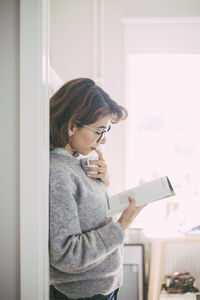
top-left (49, 165), bottom-right (125, 274)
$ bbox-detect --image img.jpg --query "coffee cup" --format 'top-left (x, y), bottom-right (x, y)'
top-left (80, 156), bottom-right (98, 175)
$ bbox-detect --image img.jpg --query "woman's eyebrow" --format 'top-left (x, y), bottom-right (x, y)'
top-left (97, 125), bottom-right (107, 129)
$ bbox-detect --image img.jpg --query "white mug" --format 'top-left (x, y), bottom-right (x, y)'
top-left (80, 156), bottom-right (99, 175)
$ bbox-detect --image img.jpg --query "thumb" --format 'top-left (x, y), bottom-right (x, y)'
top-left (128, 196), bottom-right (135, 205)
top-left (95, 148), bottom-right (104, 161)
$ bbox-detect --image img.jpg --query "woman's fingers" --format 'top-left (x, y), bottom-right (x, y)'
top-left (89, 159), bottom-right (105, 167)
top-left (88, 149), bottom-right (109, 186)
top-left (117, 197), bottom-right (147, 231)
top-left (135, 204), bottom-right (147, 214)
top-left (128, 196), bottom-right (146, 210)
top-left (87, 158), bottom-right (107, 175)
top-left (87, 172), bottom-right (105, 179)
top-left (94, 148), bottom-right (105, 162)
top-left (87, 166), bottom-right (106, 173)
top-left (128, 196), bottom-right (135, 205)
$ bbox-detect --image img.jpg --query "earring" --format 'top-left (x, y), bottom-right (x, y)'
top-left (68, 135), bottom-right (79, 157)
top-left (68, 135), bottom-right (72, 143)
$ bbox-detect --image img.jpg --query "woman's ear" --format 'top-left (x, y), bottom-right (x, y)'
top-left (68, 122), bottom-right (77, 137)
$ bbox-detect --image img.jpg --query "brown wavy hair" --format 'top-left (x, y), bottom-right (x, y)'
top-left (50, 78), bottom-right (127, 150)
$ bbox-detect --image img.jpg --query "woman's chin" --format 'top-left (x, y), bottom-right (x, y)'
top-left (79, 149), bottom-right (92, 156)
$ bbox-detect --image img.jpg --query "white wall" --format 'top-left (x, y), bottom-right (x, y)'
top-left (0, 0), bottom-right (20, 300)
top-left (50, 0), bottom-right (200, 195)
top-left (50, 0), bottom-right (93, 81)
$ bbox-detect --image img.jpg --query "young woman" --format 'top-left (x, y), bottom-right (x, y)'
top-left (49, 78), bottom-right (144, 300)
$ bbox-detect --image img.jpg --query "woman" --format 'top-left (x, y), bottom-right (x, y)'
top-left (49, 78), bottom-right (144, 300)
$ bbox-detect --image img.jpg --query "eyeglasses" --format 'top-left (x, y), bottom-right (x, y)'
top-left (77, 122), bottom-right (111, 143)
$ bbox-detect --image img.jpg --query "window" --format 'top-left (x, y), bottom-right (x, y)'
top-left (125, 54), bottom-right (200, 235)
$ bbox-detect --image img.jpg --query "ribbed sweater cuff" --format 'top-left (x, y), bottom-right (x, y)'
top-left (99, 221), bottom-right (125, 250)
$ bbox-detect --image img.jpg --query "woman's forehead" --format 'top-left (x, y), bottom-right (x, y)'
top-left (90, 115), bottom-right (112, 128)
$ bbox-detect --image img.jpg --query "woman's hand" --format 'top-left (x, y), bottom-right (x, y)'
top-left (87, 149), bottom-right (110, 186)
top-left (117, 196), bottom-right (146, 231)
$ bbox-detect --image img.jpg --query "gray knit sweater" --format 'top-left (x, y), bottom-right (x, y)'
top-left (49, 148), bottom-right (125, 299)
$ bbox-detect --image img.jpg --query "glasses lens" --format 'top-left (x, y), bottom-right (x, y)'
top-left (97, 125), bottom-right (111, 143)
top-left (97, 132), bottom-right (104, 143)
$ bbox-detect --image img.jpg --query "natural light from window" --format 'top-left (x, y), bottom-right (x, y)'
top-left (125, 54), bottom-right (200, 236)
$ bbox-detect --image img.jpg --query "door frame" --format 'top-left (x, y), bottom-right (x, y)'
top-left (20, 1), bottom-right (49, 299)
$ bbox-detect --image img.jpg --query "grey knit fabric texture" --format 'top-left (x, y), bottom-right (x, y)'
top-left (49, 148), bottom-right (125, 299)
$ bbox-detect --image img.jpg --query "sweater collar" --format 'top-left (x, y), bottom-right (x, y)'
top-left (51, 147), bottom-right (77, 158)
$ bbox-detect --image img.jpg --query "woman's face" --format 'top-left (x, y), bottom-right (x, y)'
top-left (68, 115), bottom-right (112, 156)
